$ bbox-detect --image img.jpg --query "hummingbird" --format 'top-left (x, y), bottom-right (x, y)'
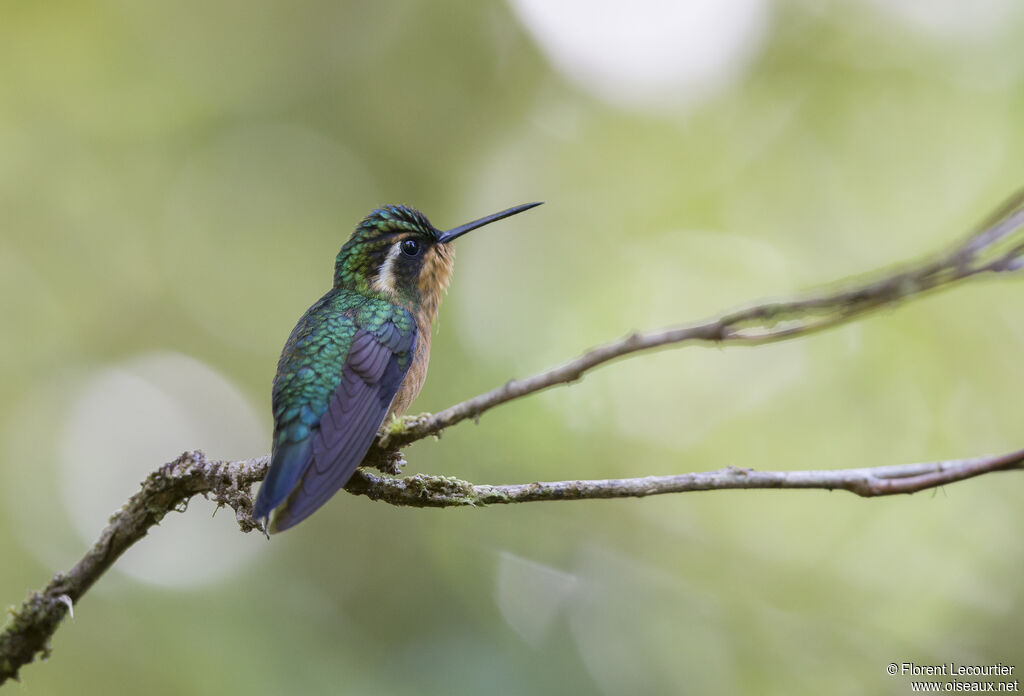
top-left (252, 201), bottom-right (542, 532)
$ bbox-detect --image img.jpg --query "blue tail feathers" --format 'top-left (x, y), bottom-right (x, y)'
top-left (252, 437), bottom-right (314, 525)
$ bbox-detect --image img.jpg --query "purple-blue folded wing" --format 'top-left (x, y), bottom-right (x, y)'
top-left (271, 328), bottom-right (414, 531)
top-left (253, 293), bottom-right (417, 532)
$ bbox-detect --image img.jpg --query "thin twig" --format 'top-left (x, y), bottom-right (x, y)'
top-left (377, 190), bottom-right (1024, 450)
top-left (2, 189), bottom-right (1023, 684)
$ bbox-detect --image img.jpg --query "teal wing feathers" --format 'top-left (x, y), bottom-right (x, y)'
top-left (253, 291), bottom-right (417, 532)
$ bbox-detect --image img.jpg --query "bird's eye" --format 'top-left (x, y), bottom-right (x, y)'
top-left (400, 239), bottom-right (421, 257)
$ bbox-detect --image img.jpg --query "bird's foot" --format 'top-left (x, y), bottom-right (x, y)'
top-left (364, 448), bottom-right (407, 475)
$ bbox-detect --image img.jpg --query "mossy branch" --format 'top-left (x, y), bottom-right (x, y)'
top-left (3, 189), bottom-right (1024, 685)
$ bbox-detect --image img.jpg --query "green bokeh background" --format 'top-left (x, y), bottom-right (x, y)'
top-left (2, 2), bottom-right (1022, 694)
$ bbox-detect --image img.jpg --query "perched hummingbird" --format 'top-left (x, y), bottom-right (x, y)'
top-left (253, 201), bottom-right (542, 532)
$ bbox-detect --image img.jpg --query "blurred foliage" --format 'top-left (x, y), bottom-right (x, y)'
top-left (1, 1), bottom-right (1023, 694)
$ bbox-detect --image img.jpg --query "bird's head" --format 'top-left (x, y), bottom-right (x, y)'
top-left (333, 202), bottom-right (541, 313)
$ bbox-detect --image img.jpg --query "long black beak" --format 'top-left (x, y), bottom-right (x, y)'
top-left (437, 202), bottom-right (543, 243)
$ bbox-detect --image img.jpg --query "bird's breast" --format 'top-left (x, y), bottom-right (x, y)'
top-left (388, 313), bottom-right (432, 417)
top-left (389, 242), bottom-right (452, 416)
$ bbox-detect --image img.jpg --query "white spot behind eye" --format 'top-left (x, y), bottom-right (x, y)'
top-left (372, 241), bottom-right (403, 298)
